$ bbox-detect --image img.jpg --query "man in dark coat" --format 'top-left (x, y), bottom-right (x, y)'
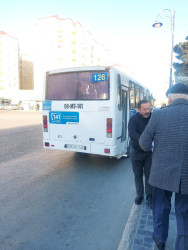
top-left (139, 83), bottom-right (188, 250)
top-left (128, 100), bottom-right (153, 207)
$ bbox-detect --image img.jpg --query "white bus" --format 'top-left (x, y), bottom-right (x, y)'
top-left (42, 66), bottom-right (150, 158)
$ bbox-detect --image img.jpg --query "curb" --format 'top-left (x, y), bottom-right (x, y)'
top-left (117, 203), bottom-right (142, 250)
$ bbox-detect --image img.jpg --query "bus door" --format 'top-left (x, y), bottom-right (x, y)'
top-left (121, 88), bottom-right (128, 143)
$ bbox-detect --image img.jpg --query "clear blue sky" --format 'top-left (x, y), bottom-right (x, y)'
top-left (1, 0), bottom-right (188, 101)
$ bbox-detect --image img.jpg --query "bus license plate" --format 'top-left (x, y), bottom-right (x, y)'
top-left (66, 144), bottom-right (84, 150)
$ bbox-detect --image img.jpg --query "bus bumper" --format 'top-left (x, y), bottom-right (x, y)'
top-left (43, 140), bottom-right (125, 158)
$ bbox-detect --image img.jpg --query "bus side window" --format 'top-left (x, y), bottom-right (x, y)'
top-left (135, 84), bottom-right (140, 107)
top-left (129, 81), bottom-right (135, 109)
top-left (117, 74), bottom-right (122, 111)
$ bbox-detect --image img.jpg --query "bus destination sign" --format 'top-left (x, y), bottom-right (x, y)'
top-left (92, 73), bottom-right (107, 82)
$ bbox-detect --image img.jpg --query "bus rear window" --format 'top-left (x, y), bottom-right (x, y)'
top-left (46, 71), bottom-right (109, 100)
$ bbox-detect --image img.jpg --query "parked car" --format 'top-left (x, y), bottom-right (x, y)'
top-left (0, 104), bottom-right (4, 110)
top-left (4, 104), bottom-right (24, 110)
top-left (11, 105), bottom-right (24, 110)
top-left (4, 105), bottom-right (12, 110)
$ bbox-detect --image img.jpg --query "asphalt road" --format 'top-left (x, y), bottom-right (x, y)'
top-left (0, 111), bottom-right (135, 250)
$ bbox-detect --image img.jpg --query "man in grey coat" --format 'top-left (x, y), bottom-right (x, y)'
top-left (139, 83), bottom-right (188, 250)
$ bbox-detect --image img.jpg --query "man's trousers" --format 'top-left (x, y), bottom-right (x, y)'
top-left (131, 151), bottom-right (152, 197)
top-left (153, 187), bottom-right (188, 250)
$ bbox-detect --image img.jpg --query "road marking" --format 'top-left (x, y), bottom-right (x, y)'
top-left (117, 203), bottom-right (143, 250)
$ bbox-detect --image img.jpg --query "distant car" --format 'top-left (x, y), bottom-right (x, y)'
top-left (16, 105), bottom-right (24, 110)
top-left (3, 105), bottom-right (12, 110)
top-left (11, 105), bottom-right (23, 110)
top-left (0, 104), bottom-right (4, 110)
top-left (4, 105), bottom-right (24, 110)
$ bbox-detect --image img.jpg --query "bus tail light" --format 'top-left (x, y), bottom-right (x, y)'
top-left (106, 118), bottom-right (112, 138)
top-left (104, 148), bottom-right (110, 154)
top-left (43, 115), bottom-right (48, 132)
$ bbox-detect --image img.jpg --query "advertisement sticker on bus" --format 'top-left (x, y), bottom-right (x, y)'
top-left (49, 111), bottom-right (79, 124)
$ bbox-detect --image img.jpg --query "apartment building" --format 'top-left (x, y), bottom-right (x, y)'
top-left (0, 31), bottom-right (19, 102)
top-left (19, 54), bottom-right (34, 90)
top-left (29, 15), bottom-right (111, 97)
top-left (0, 16), bottom-right (111, 104)
top-left (32, 15), bottom-right (110, 69)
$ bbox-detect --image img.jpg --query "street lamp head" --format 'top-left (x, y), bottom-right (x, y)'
top-left (152, 21), bottom-right (163, 28)
top-left (152, 9), bottom-right (175, 88)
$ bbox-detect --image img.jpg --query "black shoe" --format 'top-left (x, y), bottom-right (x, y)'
top-left (152, 234), bottom-right (165, 250)
top-left (135, 196), bottom-right (143, 205)
top-left (146, 194), bottom-right (152, 209)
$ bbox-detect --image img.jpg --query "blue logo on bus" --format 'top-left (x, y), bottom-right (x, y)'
top-left (43, 101), bottom-right (51, 110)
top-left (49, 112), bottom-right (79, 124)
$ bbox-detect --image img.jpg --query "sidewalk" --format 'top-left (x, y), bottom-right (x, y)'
top-left (118, 194), bottom-right (176, 250)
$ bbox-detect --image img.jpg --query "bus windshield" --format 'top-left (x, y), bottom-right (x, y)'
top-left (46, 71), bottom-right (109, 100)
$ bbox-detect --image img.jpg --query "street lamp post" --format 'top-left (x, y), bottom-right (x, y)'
top-left (152, 9), bottom-right (175, 88)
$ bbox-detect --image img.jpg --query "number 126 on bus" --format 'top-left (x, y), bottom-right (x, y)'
top-left (92, 73), bottom-right (107, 82)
